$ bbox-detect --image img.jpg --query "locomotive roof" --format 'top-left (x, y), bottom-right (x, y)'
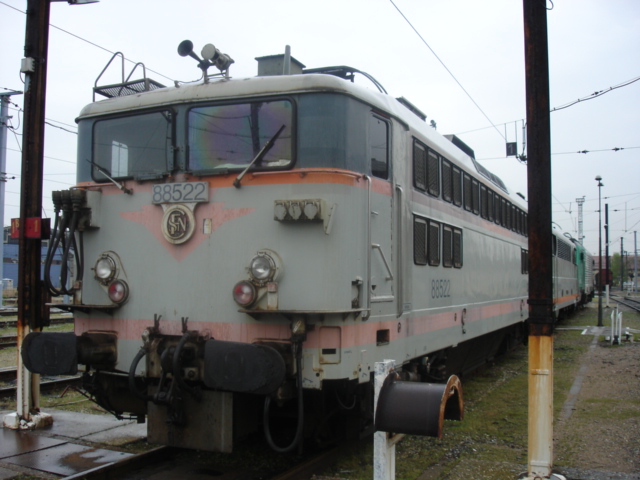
top-left (78, 71), bottom-right (525, 209)
top-left (78, 73), bottom-right (392, 118)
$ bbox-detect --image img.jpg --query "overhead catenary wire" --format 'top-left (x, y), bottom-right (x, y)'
top-left (0, 0), bottom-right (174, 83)
top-left (478, 145), bottom-right (640, 161)
top-left (553, 191), bottom-right (640, 205)
top-left (44, 121), bottom-right (77, 135)
top-left (388, 0), bottom-right (505, 141)
top-left (6, 147), bottom-right (76, 165)
top-left (455, 75), bottom-right (640, 139)
top-left (6, 100), bottom-right (78, 136)
top-left (551, 75), bottom-right (640, 113)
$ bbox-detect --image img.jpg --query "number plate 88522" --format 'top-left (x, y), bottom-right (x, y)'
top-left (152, 182), bottom-right (209, 204)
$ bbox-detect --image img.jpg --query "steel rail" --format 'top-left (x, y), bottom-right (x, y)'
top-left (611, 296), bottom-right (640, 314)
top-left (0, 315), bottom-right (72, 328)
top-left (0, 372), bottom-right (81, 398)
top-left (0, 335), bottom-right (17, 349)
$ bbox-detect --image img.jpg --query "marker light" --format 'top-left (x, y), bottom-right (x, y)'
top-left (108, 280), bottom-right (129, 303)
top-left (233, 281), bottom-right (256, 307)
top-left (94, 255), bottom-right (116, 283)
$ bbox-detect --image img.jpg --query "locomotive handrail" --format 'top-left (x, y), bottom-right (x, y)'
top-left (372, 244), bottom-right (394, 281)
top-left (93, 51), bottom-right (164, 101)
top-left (395, 184), bottom-right (404, 318)
top-left (94, 52), bottom-right (125, 101)
top-left (365, 175), bottom-right (372, 319)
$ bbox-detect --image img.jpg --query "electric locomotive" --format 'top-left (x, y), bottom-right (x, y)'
top-left (552, 226), bottom-right (595, 316)
top-left (22, 43), bottom-right (587, 452)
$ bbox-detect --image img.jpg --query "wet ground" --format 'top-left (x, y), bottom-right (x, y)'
top-left (1, 302), bottom-right (638, 479)
top-left (0, 409), bottom-right (146, 478)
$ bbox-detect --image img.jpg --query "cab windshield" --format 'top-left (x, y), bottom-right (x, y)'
top-left (92, 110), bottom-right (173, 181)
top-left (188, 99), bottom-right (293, 173)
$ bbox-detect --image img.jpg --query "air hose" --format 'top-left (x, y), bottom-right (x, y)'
top-left (263, 343), bottom-right (304, 453)
top-left (128, 347), bottom-right (153, 402)
top-left (44, 190), bottom-right (84, 296)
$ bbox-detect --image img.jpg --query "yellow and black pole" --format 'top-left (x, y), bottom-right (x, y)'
top-left (522, 1), bottom-right (564, 479)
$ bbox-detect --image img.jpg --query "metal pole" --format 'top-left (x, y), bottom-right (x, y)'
top-left (596, 178), bottom-right (603, 326)
top-left (522, 2), bottom-right (563, 479)
top-left (0, 92), bottom-right (22, 307)
top-left (605, 204), bottom-right (610, 307)
top-left (620, 238), bottom-right (624, 291)
top-left (634, 231), bottom-right (638, 292)
top-left (3, 0), bottom-right (51, 430)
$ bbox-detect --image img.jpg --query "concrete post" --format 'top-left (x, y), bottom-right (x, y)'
top-left (374, 360), bottom-right (396, 480)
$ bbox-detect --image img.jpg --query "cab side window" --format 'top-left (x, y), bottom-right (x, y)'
top-left (369, 114), bottom-right (389, 179)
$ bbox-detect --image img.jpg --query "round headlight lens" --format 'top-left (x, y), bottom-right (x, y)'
top-left (108, 280), bottom-right (129, 303)
top-left (95, 255), bottom-right (116, 282)
top-left (233, 281), bottom-right (256, 307)
top-left (250, 254), bottom-right (275, 283)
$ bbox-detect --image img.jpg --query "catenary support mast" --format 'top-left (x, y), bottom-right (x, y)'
top-left (3, 0), bottom-right (52, 429)
top-left (575, 196), bottom-right (585, 243)
top-left (522, 1), bottom-right (564, 479)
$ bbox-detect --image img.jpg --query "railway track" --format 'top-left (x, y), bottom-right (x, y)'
top-left (0, 313), bottom-right (73, 329)
top-left (0, 334), bottom-right (17, 349)
top-left (610, 294), bottom-right (640, 313)
top-left (65, 443), bottom-right (341, 480)
top-left (0, 316), bottom-right (73, 348)
top-left (0, 367), bottom-right (81, 398)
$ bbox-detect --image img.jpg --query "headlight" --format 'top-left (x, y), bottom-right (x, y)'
top-left (94, 255), bottom-right (116, 283)
top-left (108, 280), bottom-right (129, 303)
top-left (249, 253), bottom-right (276, 285)
top-left (233, 281), bottom-right (256, 306)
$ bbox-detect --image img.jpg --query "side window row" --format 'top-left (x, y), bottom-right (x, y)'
top-left (413, 138), bottom-right (527, 237)
top-left (413, 216), bottom-right (463, 268)
top-left (521, 249), bottom-right (529, 274)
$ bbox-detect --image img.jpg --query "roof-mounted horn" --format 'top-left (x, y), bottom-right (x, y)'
top-left (178, 40), bottom-right (234, 82)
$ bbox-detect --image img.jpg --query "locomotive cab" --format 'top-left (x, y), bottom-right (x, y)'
top-left (23, 45), bottom-right (403, 451)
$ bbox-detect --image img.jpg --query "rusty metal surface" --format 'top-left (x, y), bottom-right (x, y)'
top-left (24, 409), bottom-right (146, 440)
top-left (0, 428), bottom-right (65, 459)
top-left (1, 409), bottom-right (147, 478)
top-left (2, 442), bottom-right (133, 476)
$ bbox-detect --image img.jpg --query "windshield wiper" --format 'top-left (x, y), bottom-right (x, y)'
top-left (233, 124), bottom-right (286, 188)
top-left (86, 159), bottom-right (132, 194)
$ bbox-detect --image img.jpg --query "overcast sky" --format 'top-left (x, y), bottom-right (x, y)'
top-left (1, 0), bottom-right (638, 258)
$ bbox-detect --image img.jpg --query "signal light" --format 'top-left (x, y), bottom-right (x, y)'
top-left (233, 281), bottom-right (256, 307)
top-left (108, 280), bottom-right (129, 304)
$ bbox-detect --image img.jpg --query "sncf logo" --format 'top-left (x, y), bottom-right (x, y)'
top-left (161, 205), bottom-right (195, 244)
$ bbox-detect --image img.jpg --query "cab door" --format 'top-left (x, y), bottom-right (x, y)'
top-left (368, 113), bottom-right (395, 313)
